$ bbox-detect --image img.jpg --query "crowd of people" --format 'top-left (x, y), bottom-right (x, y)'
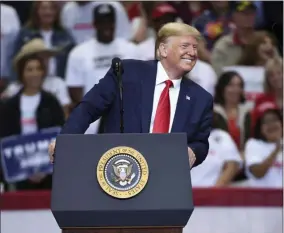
top-left (0, 1), bottom-right (283, 192)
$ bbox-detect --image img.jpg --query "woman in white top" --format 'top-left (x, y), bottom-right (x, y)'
top-left (245, 103), bottom-right (283, 188)
top-left (191, 114), bottom-right (242, 187)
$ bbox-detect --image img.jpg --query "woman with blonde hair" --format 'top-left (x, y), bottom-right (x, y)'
top-left (251, 57), bottom-right (283, 130)
top-left (238, 30), bottom-right (280, 66)
top-left (260, 58), bottom-right (283, 109)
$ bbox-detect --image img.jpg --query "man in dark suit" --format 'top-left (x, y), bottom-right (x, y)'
top-left (49, 22), bottom-right (213, 168)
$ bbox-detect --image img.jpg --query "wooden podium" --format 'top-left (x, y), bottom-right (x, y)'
top-left (51, 134), bottom-right (194, 233)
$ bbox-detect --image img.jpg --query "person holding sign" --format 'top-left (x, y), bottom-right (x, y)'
top-left (0, 50), bottom-right (65, 191)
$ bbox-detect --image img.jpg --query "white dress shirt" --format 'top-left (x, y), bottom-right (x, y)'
top-left (149, 62), bottom-right (181, 133)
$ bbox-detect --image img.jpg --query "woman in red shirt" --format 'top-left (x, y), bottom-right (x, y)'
top-left (213, 71), bottom-right (252, 183)
top-left (213, 71), bottom-right (252, 151)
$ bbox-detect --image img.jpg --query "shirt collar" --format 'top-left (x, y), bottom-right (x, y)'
top-left (156, 61), bottom-right (182, 88)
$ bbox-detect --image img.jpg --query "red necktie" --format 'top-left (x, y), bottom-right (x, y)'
top-left (152, 80), bottom-right (173, 133)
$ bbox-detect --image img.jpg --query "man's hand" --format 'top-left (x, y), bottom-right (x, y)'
top-left (188, 147), bottom-right (196, 168)
top-left (48, 140), bottom-right (56, 164)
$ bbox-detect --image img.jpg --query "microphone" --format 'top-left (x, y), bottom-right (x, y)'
top-left (111, 57), bottom-right (124, 133)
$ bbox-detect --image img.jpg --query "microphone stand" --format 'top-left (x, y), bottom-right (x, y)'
top-left (116, 62), bottom-right (124, 133)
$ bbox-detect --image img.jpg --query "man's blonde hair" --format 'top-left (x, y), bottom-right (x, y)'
top-left (155, 22), bottom-right (202, 60)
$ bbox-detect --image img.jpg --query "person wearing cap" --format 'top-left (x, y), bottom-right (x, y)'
top-left (49, 22), bottom-right (214, 170)
top-left (192, 1), bottom-right (233, 63)
top-left (211, 1), bottom-right (257, 76)
top-left (1, 38), bottom-right (71, 118)
top-left (65, 3), bottom-right (138, 134)
top-left (0, 48), bottom-right (65, 191)
top-left (138, 3), bottom-right (217, 96)
top-left (244, 103), bottom-right (282, 188)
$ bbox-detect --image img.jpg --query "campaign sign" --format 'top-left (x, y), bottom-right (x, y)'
top-left (0, 127), bottom-right (60, 183)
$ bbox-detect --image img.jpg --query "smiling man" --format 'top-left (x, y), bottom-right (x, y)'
top-left (49, 22), bottom-right (213, 169)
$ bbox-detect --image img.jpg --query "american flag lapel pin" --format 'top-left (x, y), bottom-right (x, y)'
top-left (186, 95), bottom-right (190, 101)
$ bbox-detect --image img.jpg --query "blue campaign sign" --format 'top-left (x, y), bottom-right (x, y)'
top-left (1, 127), bottom-right (61, 183)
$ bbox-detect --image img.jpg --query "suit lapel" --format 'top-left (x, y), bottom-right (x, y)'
top-left (171, 78), bottom-right (193, 132)
top-left (141, 60), bottom-right (158, 133)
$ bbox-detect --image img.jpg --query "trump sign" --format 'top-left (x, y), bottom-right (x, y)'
top-left (1, 127), bottom-right (60, 183)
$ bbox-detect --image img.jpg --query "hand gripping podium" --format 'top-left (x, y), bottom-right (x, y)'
top-left (51, 133), bottom-right (194, 233)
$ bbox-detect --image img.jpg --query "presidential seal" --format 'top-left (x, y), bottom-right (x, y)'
top-left (97, 146), bottom-right (149, 199)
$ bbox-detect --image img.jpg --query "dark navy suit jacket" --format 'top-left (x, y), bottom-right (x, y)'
top-left (60, 59), bottom-right (213, 167)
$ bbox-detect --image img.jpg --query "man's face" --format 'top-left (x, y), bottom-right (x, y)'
top-left (233, 10), bottom-right (256, 29)
top-left (95, 19), bottom-right (115, 43)
top-left (161, 35), bottom-right (198, 74)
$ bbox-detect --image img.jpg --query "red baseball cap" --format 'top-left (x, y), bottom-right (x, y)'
top-left (253, 101), bottom-right (278, 123)
top-left (151, 3), bottom-right (177, 19)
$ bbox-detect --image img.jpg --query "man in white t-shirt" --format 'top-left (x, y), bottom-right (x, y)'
top-left (138, 3), bottom-right (217, 96)
top-left (65, 3), bottom-right (139, 134)
top-left (60, 1), bottom-right (131, 44)
top-left (0, 3), bottom-right (20, 90)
